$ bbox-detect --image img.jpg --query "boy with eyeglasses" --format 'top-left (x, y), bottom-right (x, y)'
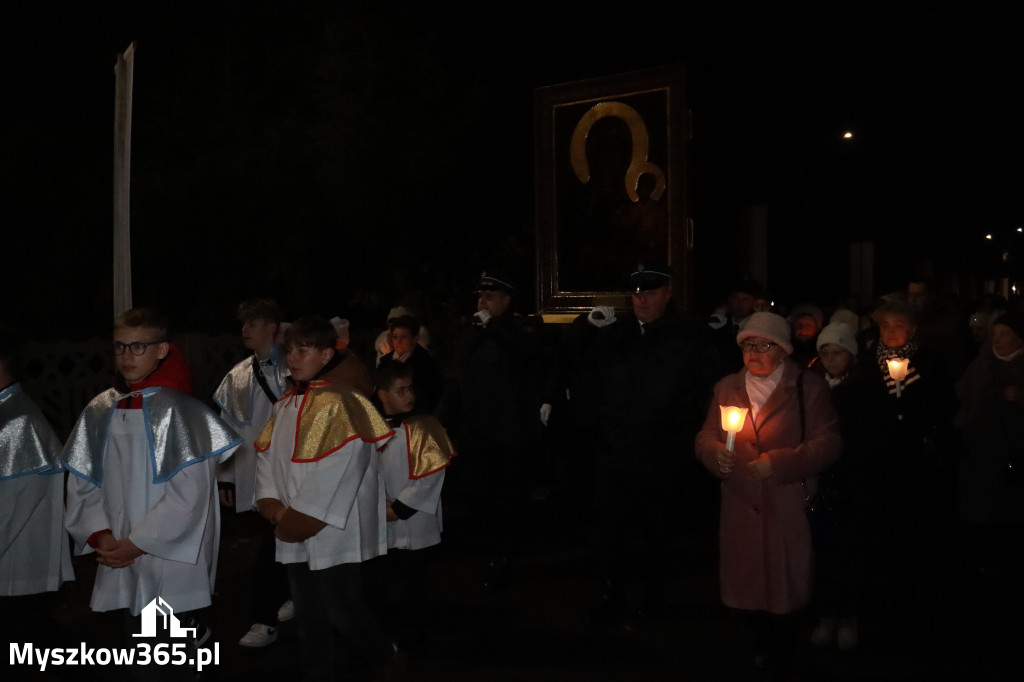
top-left (62, 307), bottom-right (241, 665)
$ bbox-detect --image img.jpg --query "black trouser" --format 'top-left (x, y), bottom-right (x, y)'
top-left (454, 441), bottom-right (530, 559)
top-left (1, 592), bottom-right (67, 657)
top-left (746, 609), bottom-right (803, 679)
top-left (592, 465), bottom-right (679, 611)
top-left (287, 561), bottom-right (394, 680)
top-left (364, 547), bottom-right (433, 644)
top-left (249, 513), bottom-right (290, 625)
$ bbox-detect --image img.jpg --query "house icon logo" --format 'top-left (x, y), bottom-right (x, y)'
top-left (132, 597), bottom-right (197, 639)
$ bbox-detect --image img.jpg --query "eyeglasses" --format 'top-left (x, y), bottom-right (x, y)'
top-left (386, 386), bottom-right (415, 397)
top-left (113, 340), bottom-right (164, 356)
top-left (738, 341), bottom-right (776, 354)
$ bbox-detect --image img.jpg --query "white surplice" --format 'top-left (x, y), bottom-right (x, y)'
top-left (65, 410), bottom-right (225, 616)
top-left (381, 423), bottom-right (446, 550)
top-left (255, 394), bottom-right (389, 569)
top-left (1, 470), bottom-right (74, 596)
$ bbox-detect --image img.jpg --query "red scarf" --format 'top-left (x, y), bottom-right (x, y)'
top-left (116, 344), bottom-right (193, 408)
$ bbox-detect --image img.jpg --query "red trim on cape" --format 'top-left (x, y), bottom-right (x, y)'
top-left (402, 422), bottom-right (455, 480)
top-left (284, 383), bottom-right (394, 463)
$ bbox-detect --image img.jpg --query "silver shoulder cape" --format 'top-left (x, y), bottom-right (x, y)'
top-left (0, 382), bottom-right (64, 480)
top-left (61, 386), bottom-right (242, 485)
top-left (212, 345), bottom-right (288, 426)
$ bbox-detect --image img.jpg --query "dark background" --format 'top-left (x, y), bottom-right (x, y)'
top-left (5, 2), bottom-right (1024, 340)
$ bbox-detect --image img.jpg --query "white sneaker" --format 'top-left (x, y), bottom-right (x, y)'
top-left (276, 600), bottom-right (295, 623)
top-left (837, 618), bottom-right (859, 651)
top-left (810, 617), bottom-right (837, 646)
top-left (238, 623), bottom-right (279, 648)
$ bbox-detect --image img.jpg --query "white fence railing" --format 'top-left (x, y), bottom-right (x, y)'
top-left (20, 334), bottom-right (244, 441)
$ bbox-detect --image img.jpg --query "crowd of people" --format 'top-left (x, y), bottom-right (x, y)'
top-left (2, 266), bottom-right (1023, 681)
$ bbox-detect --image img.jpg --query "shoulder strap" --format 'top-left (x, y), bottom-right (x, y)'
top-left (797, 369), bottom-right (805, 441)
top-left (252, 355), bottom-right (279, 404)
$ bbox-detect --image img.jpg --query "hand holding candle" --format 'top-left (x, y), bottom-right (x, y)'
top-left (887, 358), bottom-right (909, 397)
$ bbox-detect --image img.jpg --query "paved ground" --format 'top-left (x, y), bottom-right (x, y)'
top-left (14, 488), bottom-right (1024, 681)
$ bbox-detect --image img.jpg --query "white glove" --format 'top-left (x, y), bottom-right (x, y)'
top-left (275, 321), bottom-right (291, 345)
top-left (587, 306), bottom-right (617, 328)
top-left (473, 310), bottom-right (492, 326)
top-left (539, 403), bottom-right (552, 426)
top-left (329, 317), bottom-right (351, 346)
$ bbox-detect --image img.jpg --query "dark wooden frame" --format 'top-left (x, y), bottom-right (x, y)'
top-left (534, 64), bottom-right (690, 315)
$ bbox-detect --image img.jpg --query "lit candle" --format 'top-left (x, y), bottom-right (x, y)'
top-left (887, 358), bottom-right (909, 397)
top-left (720, 406), bottom-right (749, 452)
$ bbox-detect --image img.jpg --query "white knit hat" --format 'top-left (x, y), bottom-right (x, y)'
top-left (816, 322), bottom-right (858, 356)
top-left (737, 312), bottom-right (793, 355)
top-left (830, 309), bottom-right (860, 332)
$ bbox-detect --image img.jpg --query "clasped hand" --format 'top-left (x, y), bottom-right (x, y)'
top-left (94, 536), bottom-right (144, 569)
top-left (714, 446), bottom-right (773, 480)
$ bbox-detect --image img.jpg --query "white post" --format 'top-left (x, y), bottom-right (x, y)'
top-left (113, 42), bottom-right (135, 318)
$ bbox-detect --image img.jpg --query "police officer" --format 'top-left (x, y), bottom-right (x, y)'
top-left (438, 271), bottom-right (550, 588)
top-left (583, 263), bottom-right (723, 621)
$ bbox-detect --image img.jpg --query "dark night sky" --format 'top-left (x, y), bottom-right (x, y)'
top-left (5, 3), bottom-right (1024, 340)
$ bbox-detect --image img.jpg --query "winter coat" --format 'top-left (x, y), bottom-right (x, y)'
top-left (438, 313), bottom-right (547, 456)
top-left (591, 309), bottom-right (723, 472)
top-left (955, 349), bottom-right (1024, 523)
top-left (695, 359), bottom-right (841, 614)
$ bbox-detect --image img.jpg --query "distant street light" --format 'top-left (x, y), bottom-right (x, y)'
top-left (842, 131), bottom-right (853, 139)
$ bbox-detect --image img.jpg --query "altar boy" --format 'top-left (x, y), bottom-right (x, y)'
top-left (63, 308), bottom-right (241, 626)
top-left (0, 330), bottom-right (74, 650)
top-left (373, 361), bottom-right (454, 646)
top-left (255, 315), bottom-right (399, 679)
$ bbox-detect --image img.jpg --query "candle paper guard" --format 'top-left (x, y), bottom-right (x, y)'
top-left (720, 406), bottom-right (749, 452)
top-left (887, 358), bottom-right (909, 397)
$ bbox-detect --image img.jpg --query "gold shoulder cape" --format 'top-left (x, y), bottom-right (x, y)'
top-left (401, 414), bottom-right (456, 479)
top-left (255, 382), bottom-right (394, 462)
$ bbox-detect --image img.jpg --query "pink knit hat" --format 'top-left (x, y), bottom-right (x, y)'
top-left (737, 312), bottom-right (793, 355)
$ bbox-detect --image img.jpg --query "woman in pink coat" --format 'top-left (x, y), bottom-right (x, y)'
top-left (696, 312), bottom-right (841, 678)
